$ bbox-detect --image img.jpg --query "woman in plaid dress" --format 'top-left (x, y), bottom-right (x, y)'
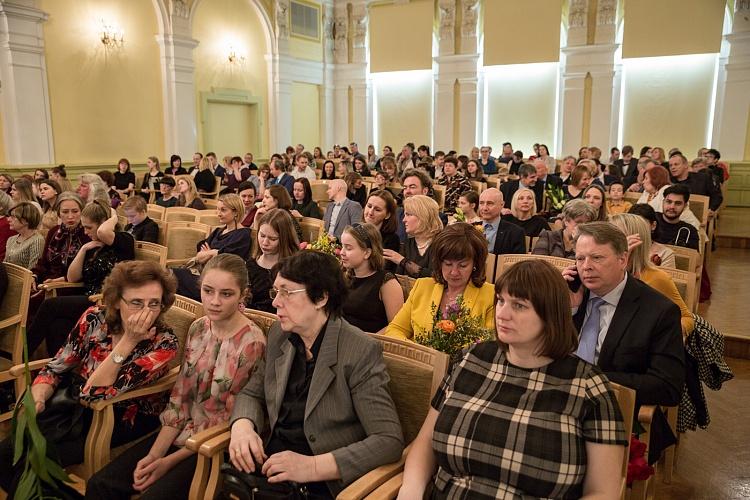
top-left (398, 260), bottom-right (628, 499)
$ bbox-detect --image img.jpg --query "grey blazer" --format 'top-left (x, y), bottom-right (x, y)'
top-left (323, 198), bottom-right (363, 239)
top-left (231, 317), bottom-right (404, 496)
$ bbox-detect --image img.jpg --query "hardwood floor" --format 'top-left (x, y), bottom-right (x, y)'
top-left (699, 247), bottom-right (750, 340)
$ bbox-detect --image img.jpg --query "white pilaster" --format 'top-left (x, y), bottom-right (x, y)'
top-left (0, 1), bottom-right (53, 165)
top-left (155, 33), bottom-right (199, 158)
top-left (434, 54), bottom-right (479, 152)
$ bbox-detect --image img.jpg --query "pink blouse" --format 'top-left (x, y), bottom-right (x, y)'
top-left (160, 316), bottom-right (266, 446)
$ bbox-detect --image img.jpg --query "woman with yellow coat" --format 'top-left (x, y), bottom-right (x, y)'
top-left (387, 223), bottom-right (495, 341)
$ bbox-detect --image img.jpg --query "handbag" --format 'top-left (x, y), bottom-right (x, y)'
top-left (218, 463), bottom-right (327, 500)
top-left (35, 372), bottom-right (90, 442)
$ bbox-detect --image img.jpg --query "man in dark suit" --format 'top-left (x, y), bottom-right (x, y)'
top-left (269, 159), bottom-right (294, 196)
top-left (564, 221), bottom-right (685, 406)
top-left (668, 153), bottom-right (723, 214)
top-left (613, 145), bottom-right (639, 188)
top-left (500, 164), bottom-right (545, 211)
top-left (533, 159), bottom-right (562, 195)
top-left (479, 188), bottom-right (525, 255)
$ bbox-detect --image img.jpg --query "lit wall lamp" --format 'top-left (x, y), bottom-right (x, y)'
top-left (227, 46), bottom-right (246, 64)
top-left (100, 19), bottom-right (124, 48)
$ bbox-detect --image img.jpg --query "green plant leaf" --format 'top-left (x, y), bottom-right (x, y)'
top-left (29, 444), bottom-right (53, 484)
top-left (15, 464), bottom-right (37, 500)
top-left (13, 404), bottom-right (27, 465)
top-left (44, 455), bottom-right (72, 484)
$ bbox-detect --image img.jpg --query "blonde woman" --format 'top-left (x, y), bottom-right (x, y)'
top-left (503, 187), bottom-right (550, 237)
top-left (610, 213), bottom-right (694, 337)
top-left (194, 157), bottom-right (218, 194)
top-left (383, 194), bottom-right (443, 278)
top-left (176, 175), bottom-right (206, 210)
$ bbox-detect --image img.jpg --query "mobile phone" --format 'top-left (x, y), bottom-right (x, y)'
top-left (567, 273), bottom-right (582, 293)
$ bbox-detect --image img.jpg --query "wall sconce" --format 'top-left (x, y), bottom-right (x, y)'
top-left (227, 46), bottom-right (246, 64)
top-left (100, 19), bottom-right (124, 48)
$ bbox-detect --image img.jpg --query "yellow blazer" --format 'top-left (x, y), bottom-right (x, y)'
top-left (640, 267), bottom-right (694, 336)
top-left (386, 278), bottom-right (496, 341)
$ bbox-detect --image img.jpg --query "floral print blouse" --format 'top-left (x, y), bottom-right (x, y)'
top-left (33, 306), bottom-right (178, 425)
top-left (160, 316), bottom-right (266, 446)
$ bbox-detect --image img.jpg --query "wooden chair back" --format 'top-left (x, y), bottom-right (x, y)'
top-left (163, 295), bottom-right (204, 369)
top-left (688, 194), bottom-right (710, 227)
top-left (202, 198), bottom-right (219, 209)
top-left (661, 268), bottom-right (697, 312)
top-left (498, 254), bottom-right (574, 275)
top-left (0, 263), bottom-right (34, 420)
top-left (485, 253), bottom-right (499, 284)
top-left (156, 219), bottom-right (168, 246)
top-left (196, 210), bottom-right (222, 227)
top-left (610, 382), bottom-right (635, 499)
top-left (164, 221), bottom-right (211, 264)
top-left (395, 274), bottom-right (416, 301)
top-left (299, 217), bottom-right (323, 243)
top-left (135, 241), bottom-right (168, 267)
top-left (486, 177), bottom-right (500, 190)
top-left (664, 245), bottom-right (700, 273)
top-left (470, 180), bottom-right (486, 194)
top-left (165, 207), bottom-right (200, 223)
top-left (310, 180), bottom-right (330, 202)
top-left (623, 192), bottom-right (641, 205)
top-left (432, 184), bottom-right (446, 209)
top-left (371, 335), bottom-right (449, 444)
top-left (243, 309), bottom-right (278, 336)
top-left (147, 203), bottom-right (165, 221)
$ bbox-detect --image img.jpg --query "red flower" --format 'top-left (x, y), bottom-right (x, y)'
top-left (627, 435), bottom-right (654, 485)
top-left (122, 403), bottom-right (138, 425)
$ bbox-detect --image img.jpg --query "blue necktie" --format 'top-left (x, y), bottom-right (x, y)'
top-left (576, 297), bottom-right (605, 364)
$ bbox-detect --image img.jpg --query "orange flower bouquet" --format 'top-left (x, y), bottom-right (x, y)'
top-left (414, 295), bottom-right (494, 359)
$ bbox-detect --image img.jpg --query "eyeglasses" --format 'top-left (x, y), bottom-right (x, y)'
top-left (269, 287), bottom-right (306, 300)
top-left (121, 298), bottom-right (163, 311)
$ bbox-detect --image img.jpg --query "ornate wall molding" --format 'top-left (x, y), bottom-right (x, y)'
top-left (569, 0), bottom-right (587, 28)
top-left (597, 0), bottom-right (616, 26)
top-left (460, 0), bottom-right (478, 38)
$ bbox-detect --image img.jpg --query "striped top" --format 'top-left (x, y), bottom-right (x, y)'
top-left (4, 232), bottom-right (45, 269)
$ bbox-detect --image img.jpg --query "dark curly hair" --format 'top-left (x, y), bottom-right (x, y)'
top-left (274, 250), bottom-right (348, 317)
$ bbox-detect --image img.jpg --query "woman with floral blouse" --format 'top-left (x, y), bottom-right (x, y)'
top-left (0, 260), bottom-right (179, 498)
top-left (87, 254), bottom-right (266, 499)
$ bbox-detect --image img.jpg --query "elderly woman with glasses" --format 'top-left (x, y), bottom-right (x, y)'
top-left (226, 251), bottom-right (404, 499)
top-left (0, 260), bottom-right (179, 498)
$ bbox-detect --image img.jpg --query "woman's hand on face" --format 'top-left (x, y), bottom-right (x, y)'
top-left (229, 419), bottom-right (267, 473)
top-left (263, 451), bottom-right (316, 484)
top-left (383, 249), bottom-right (403, 264)
top-left (133, 454), bottom-right (172, 492)
top-left (123, 308), bottom-right (157, 345)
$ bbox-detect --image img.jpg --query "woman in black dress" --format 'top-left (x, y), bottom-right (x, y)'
top-left (244, 209), bottom-right (299, 313)
top-left (502, 187), bottom-right (550, 237)
top-left (320, 160), bottom-right (337, 180)
top-left (363, 189), bottom-right (400, 270)
top-left (113, 158), bottom-right (136, 199)
top-left (384, 195), bottom-right (443, 278)
top-left (340, 223), bottom-right (403, 334)
top-left (290, 177), bottom-right (322, 219)
top-left (345, 171), bottom-right (367, 208)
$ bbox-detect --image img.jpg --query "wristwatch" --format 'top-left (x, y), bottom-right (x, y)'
top-left (111, 352), bottom-right (126, 364)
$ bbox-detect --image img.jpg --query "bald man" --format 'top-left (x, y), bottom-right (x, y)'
top-left (323, 179), bottom-right (363, 239)
top-left (479, 188), bottom-right (526, 255)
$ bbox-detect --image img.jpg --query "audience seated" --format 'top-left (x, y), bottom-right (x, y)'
top-left (564, 222), bottom-right (685, 406)
top-left (464, 159), bottom-right (488, 183)
top-left (11, 177), bottom-right (42, 213)
top-left (227, 251), bottom-right (403, 498)
top-left (323, 178), bottom-right (363, 240)
top-left (123, 196), bottom-right (159, 244)
top-left (398, 259), bottom-right (627, 498)
top-left (86, 255), bottom-right (266, 499)
top-left (613, 145), bottom-right (640, 188)
top-left (564, 164), bottom-right (593, 200)
top-left (194, 156), bottom-right (218, 194)
top-left (669, 153), bottom-right (722, 213)
top-left (290, 177), bottom-right (322, 219)
top-left (237, 181), bottom-right (258, 228)
top-left (363, 189), bottom-right (401, 259)
top-left (385, 194), bottom-right (442, 278)
top-left (267, 158), bottom-right (294, 196)
top-left (344, 171), bottom-right (367, 208)
top-left (176, 175), bottom-right (206, 210)
top-left (341, 223), bottom-right (404, 334)
top-left (648, 184), bottom-right (701, 250)
top-left (254, 184), bottom-right (303, 240)
top-left (0, 173), bottom-right (12, 195)
top-left (606, 180), bottom-right (632, 215)
top-left (500, 163), bottom-right (544, 211)
top-left (387, 223), bottom-right (494, 341)
top-left (0, 191), bottom-right (14, 261)
top-left (533, 199), bottom-right (597, 258)
top-left (165, 154), bottom-right (188, 176)
top-left (155, 176), bottom-right (178, 208)
top-left (98, 169), bottom-right (123, 209)
top-left (37, 178), bottom-right (62, 235)
top-left (320, 159), bottom-right (337, 180)
top-left (610, 213), bottom-right (694, 336)
top-left (437, 156), bottom-right (472, 215)
top-left (113, 158), bottom-right (136, 199)
top-left (583, 184), bottom-right (608, 221)
top-left (395, 168), bottom-right (438, 242)
top-left (4, 201), bottom-right (45, 269)
top-left (28, 200), bottom-right (136, 356)
top-left (0, 260), bottom-right (179, 498)
top-left (140, 156), bottom-right (165, 201)
top-left (173, 194), bottom-right (251, 300)
top-left (628, 204), bottom-right (677, 268)
top-left (52, 164), bottom-right (74, 193)
top-left (222, 155), bottom-right (251, 192)
top-left (245, 209), bottom-right (299, 313)
top-left (479, 188), bottom-right (526, 255)
top-left (502, 187), bottom-right (550, 237)
top-left (456, 190), bottom-right (481, 224)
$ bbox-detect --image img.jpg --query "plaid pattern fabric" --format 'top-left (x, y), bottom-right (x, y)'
top-left (431, 342), bottom-right (627, 499)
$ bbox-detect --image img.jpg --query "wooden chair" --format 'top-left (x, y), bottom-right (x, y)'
top-left (243, 309), bottom-right (278, 335)
top-left (202, 198), bottom-right (219, 209)
top-left (310, 180), bottom-right (330, 202)
top-left (299, 217), bottom-right (324, 243)
top-left (661, 268), bottom-right (697, 313)
top-left (164, 221), bottom-right (211, 267)
top-left (185, 335), bottom-right (449, 500)
top-left (0, 263), bottom-right (34, 421)
top-left (146, 203), bottom-right (165, 221)
top-left (623, 192), bottom-right (642, 205)
top-left (688, 194), bottom-right (710, 228)
top-left (196, 210), bottom-right (222, 227)
top-left (7, 296), bottom-right (203, 493)
top-left (664, 245), bottom-right (701, 310)
top-left (432, 184), bottom-right (446, 209)
top-left (485, 253), bottom-right (499, 284)
top-left (165, 207), bottom-right (200, 223)
top-left (497, 253), bottom-right (574, 275)
top-left (135, 241), bottom-right (168, 266)
top-left (371, 381), bottom-right (636, 500)
top-left (486, 176), bottom-right (500, 190)
top-left (39, 280), bottom-right (84, 299)
top-left (117, 214), bottom-right (128, 228)
top-left (395, 274), bottom-right (416, 301)
top-left (469, 180), bottom-right (486, 194)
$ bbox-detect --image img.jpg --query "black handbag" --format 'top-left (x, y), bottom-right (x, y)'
top-left (35, 373), bottom-right (90, 442)
top-left (218, 463), bottom-right (328, 500)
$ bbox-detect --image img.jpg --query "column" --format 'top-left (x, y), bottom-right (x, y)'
top-left (0, 1), bottom-right (53, 165)
top-left (714, 2), bottom-right (750, 160)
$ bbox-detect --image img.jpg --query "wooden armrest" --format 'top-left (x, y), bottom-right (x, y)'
top-left (166, 258), bottom-right (190, 268)
top-left (83, 367), bottom-right (180, 411)
top-left (39, 281), bottom-right (83, 291)
top-left (8, 359), bottom-right (52, 378)
top-left (198, 430), bottom-right (231, 457)
top-left (366, 471), bottom-right (404, 500)
top-left (185, 423), bottom-right (230, 453)
top-left (638, 405), bottom-right (657, 424)
top-left (337, 445), bottom-right (411, 500)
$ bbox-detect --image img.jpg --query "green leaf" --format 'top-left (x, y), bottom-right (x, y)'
top-left (29, 444), bottom-right (53, 484)
top-left (44, 455), bottom-right (72, 484)
top-left (13, 404), bottom-right (27, 465)
top-left (15, 465), bottom-right (37, 500)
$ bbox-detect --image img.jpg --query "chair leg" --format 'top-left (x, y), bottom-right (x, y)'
top-left (661, 407), bottom-right (678, 484)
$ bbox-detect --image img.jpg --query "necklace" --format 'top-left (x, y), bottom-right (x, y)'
top-left (416, 240), bottom-right (430, 250)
